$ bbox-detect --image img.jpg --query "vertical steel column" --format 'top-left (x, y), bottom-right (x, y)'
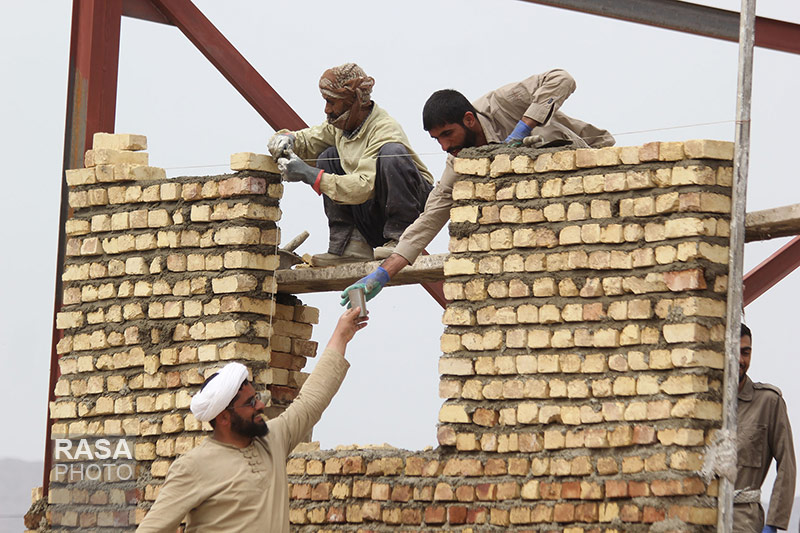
top-left (719, 0), bottom-right (756, 529)
top-left (45, 0), bottom-right (123, 495)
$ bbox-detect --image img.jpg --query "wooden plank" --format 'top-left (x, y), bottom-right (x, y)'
top-left (745, 203), bottom-right (800, 242)
top-left (277, 254), bottom-right (446, 294)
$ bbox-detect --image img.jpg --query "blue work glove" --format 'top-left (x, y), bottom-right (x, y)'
top-left (267, 132), bottom-right (295, 159)
top-left (277, 153), bottom-right (318, 186)
top-left (504, 120), bottom-right (533, 144)
top-left (340, 267), bottom-right (390, 307)
top-left (761, 526), bottom-right (777, 533)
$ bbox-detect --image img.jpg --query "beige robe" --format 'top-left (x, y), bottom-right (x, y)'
top-left (734, 376), bottom-right (796, 531)
top-left (136, 347), bottom-right (350, 533)
top-left (394, 69), bottom-right (614, 264)
top-left (286, 104), bottom-right (433, 204)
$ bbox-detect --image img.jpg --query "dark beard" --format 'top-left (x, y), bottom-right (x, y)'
top-left (447, 123), bottom-right (478, 155)
top-left (230, 409), bottom-right (268, 438)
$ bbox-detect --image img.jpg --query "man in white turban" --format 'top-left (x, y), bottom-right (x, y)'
top-left (269, 62), bottom-right (434, 266)
top-left (137, 307), bottom-right (368, 533)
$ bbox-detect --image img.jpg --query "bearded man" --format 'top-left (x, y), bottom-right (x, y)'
top-left (136, 307), bottom-right (368, 532)
top-left (734, 323), bottom-right (795, 533)
top-left (269, 62), bottom-right (433, 266)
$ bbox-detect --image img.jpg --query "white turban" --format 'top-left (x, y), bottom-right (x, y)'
top-left (190, 362), bottom-right (249, 422)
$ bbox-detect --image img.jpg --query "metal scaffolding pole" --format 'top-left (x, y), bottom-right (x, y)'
top-left (719, 0), bottom-right (756, 529)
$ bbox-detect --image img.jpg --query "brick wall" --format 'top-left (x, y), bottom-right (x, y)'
top-left (44, 134), bottom-right (320, 531)
top-left (42, 136), bottom-right (734, 532)
top-left (284, 140), bottom-right (733, 532)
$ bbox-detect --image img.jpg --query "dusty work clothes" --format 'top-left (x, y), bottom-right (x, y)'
top-left (394, 69), bottom-right (615, 264)
top-left (136, 347), bottom-right (350, 533)
top-left (734, 376), bottom-right (796, 532)
top-left (319, 144), bottom-right (433, 253)
top-left (288, 104), bottom-right (434, 253)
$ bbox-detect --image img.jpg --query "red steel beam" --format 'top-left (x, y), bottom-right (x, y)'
top-left (46, 0), bottom-right (124, 495)
top-left (136, 0), bottom-right (448, 307)
top-left (744, 236), bottom-right (800, 306)
top-left (516, 0), bottom-right (800, 56)
top-left (122, 0), bottom-right (171, 25)
top-left (755, 17), bottom-right (800, 56)
top-left (148, 0), bottom-right (306, 131)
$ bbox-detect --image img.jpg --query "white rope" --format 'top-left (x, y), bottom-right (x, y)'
top-left (160, 119), bottom-right (737, 171)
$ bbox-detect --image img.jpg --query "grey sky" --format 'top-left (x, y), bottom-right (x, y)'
top-left (2, 0), bottom-right (799, 502)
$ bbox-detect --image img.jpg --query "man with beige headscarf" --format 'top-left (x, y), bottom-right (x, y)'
top-left (269, 63), bottom-right (434, 266)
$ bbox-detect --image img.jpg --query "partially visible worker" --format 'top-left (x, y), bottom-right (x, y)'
top-left (341, 69), bottom-right (615, 305)
top-left (268, 63), bottom-right (434, 266)
top-left (136, 307), bottom-right (368, 533)
top-left (734, 323), bottom-right (795, 533)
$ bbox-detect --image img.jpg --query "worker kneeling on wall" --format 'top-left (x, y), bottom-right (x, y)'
top-left (268, 63), bottom-right (434, 267)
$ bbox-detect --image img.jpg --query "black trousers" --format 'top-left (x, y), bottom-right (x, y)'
top-left (319, 143), bottom-right (432, 254)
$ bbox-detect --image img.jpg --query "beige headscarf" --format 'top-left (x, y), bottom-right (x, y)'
top-left (319, 63), bottom-right (375, 130)
top-left (319, 63), bottom-right (375, 105)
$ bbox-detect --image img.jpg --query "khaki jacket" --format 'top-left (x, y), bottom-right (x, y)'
top-left (136, 348), bottom-right (350, 533)
top-left (734, 376), bottom-right (796, 531)
top-left (287, 104), bottom-right (433, 204)
top-left (394, 69), bottom-right (614, 263)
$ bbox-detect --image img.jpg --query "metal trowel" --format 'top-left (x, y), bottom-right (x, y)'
top-left (278, 230), bottom-right (310, 269)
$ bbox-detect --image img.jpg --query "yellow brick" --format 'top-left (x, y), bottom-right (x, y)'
top-left (453, 157), bottom-right (490, 176)
top-left (490, 154), bottom-right (512, 177)
top-left (439, 405), bottom-right (470, 423)
top-left (230, 152), bottom-right (279, 172)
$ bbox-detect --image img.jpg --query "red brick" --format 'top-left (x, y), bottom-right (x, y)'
top-left (391, 485), bottom-right (413, 502)
top-left (473, 408), bottom-right (499, 427)
top-left (628, 481), bottom-right (650, 497)
top-left (632, 425), bottom-right (656, 444)
top-left (605, 480), bottom-right (628, 498)
top-left (475, 483), bottom-right (496, 501)
top-left (326, 507), bottom-right (346, 523)
top-left (218, 176), bottom-right (267, 197)
top-left (664, 268), bottom-right (707, 291)
top-left (343, 456), bottom-right (366, 474)
top-left (643, 506), bottom-right (666, 523)
top-left (311, 483), bottom-right (331, 501)
top-left (467, 507), bottom-right (488, 524)
top-left (165, 371), bottom-right (181, 388)
top-left (553, 503), bottom-right (575, 522)
top-left (561, 481), bottom-right (581, 499)
top-left (484, 458), bottom-right (507, 475)
top-left (270, 385), bottom-right (298, 404)
top-left (448, 506), bottom-right (468, 524)
top-left (424, 506), bottom-right (446, 524)
top-left (540, 482), bottom-right (561, 500)
top-left (682, 477), bottom-right (706, 495)
top-left (291, 484), bottom-right (311, 499)
top-left (583, 302), bottom-right (606, 321)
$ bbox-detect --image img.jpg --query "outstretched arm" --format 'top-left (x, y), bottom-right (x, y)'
top-left (326, 307), bottom-right (369, 355)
